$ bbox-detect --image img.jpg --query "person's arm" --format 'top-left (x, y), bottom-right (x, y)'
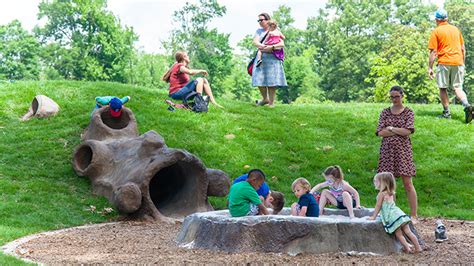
top-left (261, 40), bottom-right (285, 53)
top-left (461, 44), bottom-right (466, 65)
top-left (253, 34), bottom-right (266, 50)
top-left (368, 192), bottom-right (384, 220)
top-left (343, 182), bottom-right (361, 208)
top-left (310, 181), bottom-right (329, 194)
top-left (179, 65), bottom-right (208, 76)
top-left (428, 49), bottom-right (437, 79)
top-left (387, 126), bottom-right (412, 136)
top-left (299, 206), bottom-right (308, 217)
top-left (257, 203), bottom-right (269, 215)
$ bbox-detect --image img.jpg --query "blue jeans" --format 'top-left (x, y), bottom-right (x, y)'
top-left (170, 80), bottom-right (198, 100)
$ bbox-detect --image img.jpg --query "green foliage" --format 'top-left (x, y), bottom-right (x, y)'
top-left (0, 80), bottom-right (472, 262)
top-left (0, 20), bottom-right (40, 80)
top-left (365, 25), bottom-right (438, 103)
top-left (163, 0), bottom-right (232, 95)
top-left (220, 55), bottom-right (258, 101)
top-left (35, 0), bottom-right (137, 82)
top-left (124, 51), bottom-right (170, 90)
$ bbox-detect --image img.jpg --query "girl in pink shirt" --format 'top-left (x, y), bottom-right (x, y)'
top-left (256, 20), bottom-right (285, 67)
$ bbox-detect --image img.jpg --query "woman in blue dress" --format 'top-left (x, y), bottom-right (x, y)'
top-left (252, 13), bottom-right (287, 107)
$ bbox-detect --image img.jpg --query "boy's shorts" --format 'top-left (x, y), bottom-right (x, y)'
top-left (336, 198), bottom-right (356, 209)
top-left (170, 80), bottom-right (198, 100)
top-left (246, 203), bottom-right (259, 216)
top-left (436, 64), bottom-right (464, 90)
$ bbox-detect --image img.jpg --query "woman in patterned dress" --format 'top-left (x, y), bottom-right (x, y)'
top-left (376, 85), bottom-right (418, 220)
top-left (252, 13), bottom-right (287, 107)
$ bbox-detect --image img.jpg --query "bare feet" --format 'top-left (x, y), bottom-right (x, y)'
top-left (402, 244), bottom-right (414, 254)
top-left (213, 103), bottom-right (224, 108)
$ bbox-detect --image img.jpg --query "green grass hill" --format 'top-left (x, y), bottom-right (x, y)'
top-left (1, 81), bottom-right (473, 263)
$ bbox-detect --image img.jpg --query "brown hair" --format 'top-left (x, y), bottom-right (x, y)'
top-left (291, 177), bottom-right (311, 192)
top-left (375, 172), bottom-right (396, 195)
top-left (270, 191), bottom-right (285, 214)
top-left (162, 51), bottom-right (187, 82)
top-left (258, 13), bottom-right (271, 21)
top-left (323, 165), bottom-right (344, 180)
top-left (390, 85), bottom-right (404, 96)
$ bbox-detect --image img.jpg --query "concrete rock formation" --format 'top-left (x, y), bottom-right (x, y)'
top-left (73, 107), bottom-right (230, 221)
top-left (177, 208), bottom-right (423, 255)
top-left (21, 95), bottom-right (60, 121)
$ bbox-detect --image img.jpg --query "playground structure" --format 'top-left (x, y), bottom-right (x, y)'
top-left (72, 106), bottom-right (230, 221)
top-left (177, 208), bottom-right (423, 255)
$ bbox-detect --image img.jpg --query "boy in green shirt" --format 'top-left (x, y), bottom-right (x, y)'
top-left (228, 169), bottom-right (269, 217)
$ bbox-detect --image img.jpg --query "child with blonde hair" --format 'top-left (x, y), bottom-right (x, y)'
top-left (291, 178), bottom-right (319, 217)
top-left (310, 165), bottom-right (361, 218)
top-left (255, 20), bottom-right (285, 67)
top-left (368, 172), bottom-right (422, 253)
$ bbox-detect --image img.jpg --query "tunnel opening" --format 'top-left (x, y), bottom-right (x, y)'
top-left (31, 97), bottom-right (39, 115)
top-left (149, 161), bottom-right (203, 217)
top-left (100, 107), bottom-right (131, 130)
top-left (74, 145), bottom-right (93, 172)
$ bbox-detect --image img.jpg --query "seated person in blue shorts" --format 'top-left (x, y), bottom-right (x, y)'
top-left (162, 51), bottom-right (222, 108)
top-left (233, 169), bottom-right (285, 214)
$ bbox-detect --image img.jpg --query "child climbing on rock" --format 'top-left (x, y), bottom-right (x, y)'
top-left (93, 96), bottom-right (131, 118)
top-left (291, 177), bottom-right (319, 217)
top-left (368, 172), bottom-right (422, 253)
top-left (233, 170), bottom-right (285, 214)
top-left (228, 169), bottom-right (269, 217)
top-left (310, 165), bottom-right (361, 218)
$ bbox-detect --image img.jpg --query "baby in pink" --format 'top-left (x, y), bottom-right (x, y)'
top-left (256, 20), bottom-right (285, 67)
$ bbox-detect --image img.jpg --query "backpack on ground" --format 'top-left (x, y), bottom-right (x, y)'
top-left (183, 92), bottom-right (209, 113)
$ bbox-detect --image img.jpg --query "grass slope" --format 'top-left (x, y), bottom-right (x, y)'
top-left (0, 80), bottom-right (473, 263)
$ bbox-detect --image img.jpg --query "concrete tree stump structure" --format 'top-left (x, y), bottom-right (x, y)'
top-left (72, 107), bottom-right (230, 221)
top-left (21, 95), bottom-right (60, 121)
top-left (177, 208), bottom-right (423, 255)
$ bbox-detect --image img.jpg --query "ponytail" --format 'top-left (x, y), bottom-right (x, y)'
top-left (162, 63), bottom-right (176, 83)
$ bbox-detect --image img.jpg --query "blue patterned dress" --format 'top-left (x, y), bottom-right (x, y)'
top-left (251, 28), bottom-right (287, 88)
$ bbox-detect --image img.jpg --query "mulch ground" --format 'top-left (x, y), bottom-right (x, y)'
top-left (9, 217), bottom-right (474, 264)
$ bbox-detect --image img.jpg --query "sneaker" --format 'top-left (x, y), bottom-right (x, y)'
top-left (256, 59), bottom-right (262, 67)
top-left (464, 105), bottom-right (473, 124)
top-left (437, 111), bottom-right (451, 119)
top-left (435, 220), bottom-right (448, 243)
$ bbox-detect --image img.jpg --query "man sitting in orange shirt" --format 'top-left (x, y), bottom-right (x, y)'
top-left (428, 9), bottom-right (472, 124)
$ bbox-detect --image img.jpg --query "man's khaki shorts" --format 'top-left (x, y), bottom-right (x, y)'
top-left (436, 64), bottom-right (465, 91)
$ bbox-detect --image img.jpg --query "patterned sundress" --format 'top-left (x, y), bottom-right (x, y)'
top-left (376, 107), bottom-right (416, 177)
top-left (380, 200), bottom-right (411, 234)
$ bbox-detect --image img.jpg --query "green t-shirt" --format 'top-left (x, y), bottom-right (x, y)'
top-left (228, 181), bottom-right (262, 217)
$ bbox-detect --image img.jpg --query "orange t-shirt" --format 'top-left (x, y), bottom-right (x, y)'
top-left (428, 22), bottom-right (464, 66)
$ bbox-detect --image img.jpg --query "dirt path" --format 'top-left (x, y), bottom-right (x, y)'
top-left (6, 217), bottom-right (474, 264)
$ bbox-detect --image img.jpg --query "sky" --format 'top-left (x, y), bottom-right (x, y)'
top-left (0, 0), bottom-right (445, 54)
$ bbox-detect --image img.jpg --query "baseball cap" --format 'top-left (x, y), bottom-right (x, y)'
top-left (109, 97), bottom-right (123, 117)
top-left (435, 9), bottom-right (448, 20)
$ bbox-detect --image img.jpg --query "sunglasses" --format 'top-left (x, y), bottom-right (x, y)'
top-left (257, 19), bottom-right (267, 22)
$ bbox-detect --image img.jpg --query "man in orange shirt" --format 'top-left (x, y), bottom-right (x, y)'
top-left (428, 9), bottom-right (472, 124)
